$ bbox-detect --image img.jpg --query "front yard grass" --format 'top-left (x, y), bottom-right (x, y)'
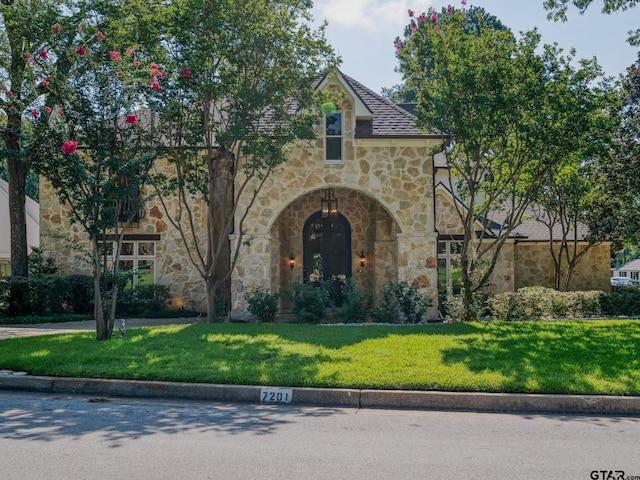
top-left (1, 320), bottom-right (639, 395)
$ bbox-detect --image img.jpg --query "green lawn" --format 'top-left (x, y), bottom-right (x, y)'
top-left (1, 320), bottom-right (639, 395)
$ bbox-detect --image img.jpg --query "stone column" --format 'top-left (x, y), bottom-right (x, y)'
top-left (230, 233), bottom-right (273, 320)
top-left (396, 232), bottom-right (440, 320)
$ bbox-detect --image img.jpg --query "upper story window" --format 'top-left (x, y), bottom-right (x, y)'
top-left (325, 112), bottom-right (343, 164)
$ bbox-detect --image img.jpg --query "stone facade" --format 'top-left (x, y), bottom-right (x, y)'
top-left (39, 71), bottom-right (611, 319)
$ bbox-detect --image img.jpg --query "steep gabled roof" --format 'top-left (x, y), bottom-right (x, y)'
top-left (320, 71), bottom-right (443, 139)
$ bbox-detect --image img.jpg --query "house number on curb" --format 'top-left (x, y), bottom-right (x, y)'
top-left (260, 388), bottom-right (293, 404)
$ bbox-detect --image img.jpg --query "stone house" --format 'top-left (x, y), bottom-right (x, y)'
top-left (39, 71), bottom-right (611, 318)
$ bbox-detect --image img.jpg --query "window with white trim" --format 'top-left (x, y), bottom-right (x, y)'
top-left (102, 240), bottom-right (156, 288)
top-left (324, 112), bottom-right (343, 164)
top-left (632, 272), bottom-right (639, 280)
top-left (0, 260), bottom-right (9, 277)
top-left (437, 240), bottom-right (462, 294)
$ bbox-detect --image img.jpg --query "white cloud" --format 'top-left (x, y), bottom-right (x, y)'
top-left (314, 0), bottom-right (435, 31)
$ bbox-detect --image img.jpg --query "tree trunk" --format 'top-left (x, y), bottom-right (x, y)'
top-left (205, 279), bottom-right (217, 323)
top-left (92, 240), bottom-right (113, 340)
top-left (5, 152), bottom-right (29, 278)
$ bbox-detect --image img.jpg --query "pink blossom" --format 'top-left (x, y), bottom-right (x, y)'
top-left (408, 9), bottom-right (414, 17)
top-left (6, 91), bottom-right (12, 97)
top-left (150, 63), bottom-right (159, 70)
top-left (95, 31), bottom-right (107, 41)
top-left (461, 0), bottom-right (466, 4)
top-left (395, 40), bottom-right (402, 53)
top-left (133, 60), bottom-right (141, 67)
top-left (150, 80), bottom-right (161, 91)
top-left (117, 70), bottom-right (124, 77)
top-left (430, 12), bottom-right (437, 22)
top-left (417, 14), bottom-right (427, 23)
top-left (127, 48), bottom-right (136, 56)
top-left (411, 22), bottom-right (418, 33)
top-left (31, 110), bottom-right (40, 118)
top-left (76, 45), bottom-right (86, 56)
top-left (61, 140), bottom-right (78, 155)
top-left (447, 4), bottom-right (453, 13)
top-left (51, 23), bottom-right (63, 34)
top-left (45, 106), bottom-right (52, 114)
top-left (42, 78), bottom-right (50, 87)
top-left (434, 25), bottom-right (441, 32)
top-left (39, 50), bottom-right (49, 59)
top-left (125, 114), bottom-right (138, 124)
top-left (109, 51), bottom-right (122, 61)
top-left (179, 67), bottom-right (193, 78)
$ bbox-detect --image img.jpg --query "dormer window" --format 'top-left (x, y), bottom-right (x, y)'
top-left (325, 112), bottom-right (342, 164)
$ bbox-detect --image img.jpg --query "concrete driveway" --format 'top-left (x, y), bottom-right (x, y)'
top-left (0, 317), bottom-right (206, 340)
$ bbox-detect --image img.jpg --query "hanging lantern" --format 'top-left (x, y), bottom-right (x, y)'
top-left (321, 188), bottom-right (338, 218)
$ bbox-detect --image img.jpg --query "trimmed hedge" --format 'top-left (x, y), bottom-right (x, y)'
top-left (490, 286), bottom-right (640, 321)
top-left (0, 275), bottom-right (174, 320)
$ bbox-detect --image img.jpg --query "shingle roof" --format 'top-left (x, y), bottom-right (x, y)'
top-left (613, 258), bottom-right (640, 272)
top-left (337, 72), bottom-right (442, 139)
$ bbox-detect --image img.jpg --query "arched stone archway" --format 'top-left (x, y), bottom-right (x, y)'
top-left (267, 188), bottom-right (400, 313)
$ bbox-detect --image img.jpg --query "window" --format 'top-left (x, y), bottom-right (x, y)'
top-left (0, 260), bottom-right (9, 277)
top-left (102, 240), bottom-right (156, 288)
top-left (632, 272), bottom-right (639, 280)
top-left (437, 241), bottom-right (462, 293)
top-left (325, 112), bottom-right (342, 164)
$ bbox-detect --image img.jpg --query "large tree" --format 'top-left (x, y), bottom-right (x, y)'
top-left (605, 54), bottom-right (640, 246)
top-left (396, 4), bottom-right (603, 320)
top-left (150, 0), bottom-right (338, 322)
top-left (531, 82), bottom-right (619, 290)
top-left (31, 7), bottom-right (164, 340)
top-left (0, 0), bottom-right (71, 277)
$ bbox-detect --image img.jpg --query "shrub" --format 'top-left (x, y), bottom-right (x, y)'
top-left (246, 287), bottom-right (280, 323)
top-left (28, 275), bottom-right (70, 315)
top-left (116, 284), bottom-right (172, 316)
top-left (28, 248), bottom-right (58, 275)
top-left (600, 289), bottom-right (640, 316)
top-left (289, 282), bottom-right (329, 323)
top-left (333, 278), bottom-right (371, 323)
top-left (489, 287), bottom-right (604, 321)
top-left (373, 281), bottom-right (432, 324)
top-left (67, 275), bottom-right (94, 314)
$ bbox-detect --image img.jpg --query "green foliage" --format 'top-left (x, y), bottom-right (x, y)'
top-left (0, 274), bottom-right (174, 318)
top-left (600, 289), bottom-right (640, 316)
top-left (149, 0), bottom-right (339, 323)
top-left (245, 287), bottom-right (280, 323)
top-left (396, 6), bottom-right (606, 321)
top-left (67, 275), bottom-right (95, 314)
top-left (489, 287), bottom-right (604, 321)
top-left (373, 281), bottom-right (432, 324)
top-left (0, 275), bottom-right (69, 317)
top-left (289, 282), bottom-right (330, 323)
top-left (28, 247), bottom-right (58, 275)
top-left (333, 278), bottom-right (372, 323)
top-left (116, 284), bottom-right (172, 317)
top-left (0, 313), bottom-right (92, 325)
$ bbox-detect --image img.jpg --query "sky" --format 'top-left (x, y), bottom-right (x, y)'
top-left (311, 0), bottom-right (640, 95)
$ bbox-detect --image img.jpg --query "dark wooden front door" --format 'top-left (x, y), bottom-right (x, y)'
top-left (303, 211), bottom-right (352, 283)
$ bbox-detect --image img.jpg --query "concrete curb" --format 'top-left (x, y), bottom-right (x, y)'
top-left (2, 375), bottom-right (640, 415)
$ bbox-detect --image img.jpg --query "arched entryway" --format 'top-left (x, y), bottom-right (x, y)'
top-left (302, 211), bottom-right (352, 283)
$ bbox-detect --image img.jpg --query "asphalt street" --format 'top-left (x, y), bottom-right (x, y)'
top-left (1, 391), bottom-right (639, 480)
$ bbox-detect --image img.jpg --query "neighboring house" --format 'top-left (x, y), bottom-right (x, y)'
top-left (0, 179), bottom-right (40, 276)
top-left (39, 71), bottom-right (611, 317)
top-left (612, 258), bottom-right (640, 281)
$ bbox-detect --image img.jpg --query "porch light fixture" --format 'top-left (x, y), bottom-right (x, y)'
top-left (289, 253), bottom-right (295, 270)
top-left (359, 251), bottom-right (366, 268)
top-left (321, 188), bottom-right (338, 218)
